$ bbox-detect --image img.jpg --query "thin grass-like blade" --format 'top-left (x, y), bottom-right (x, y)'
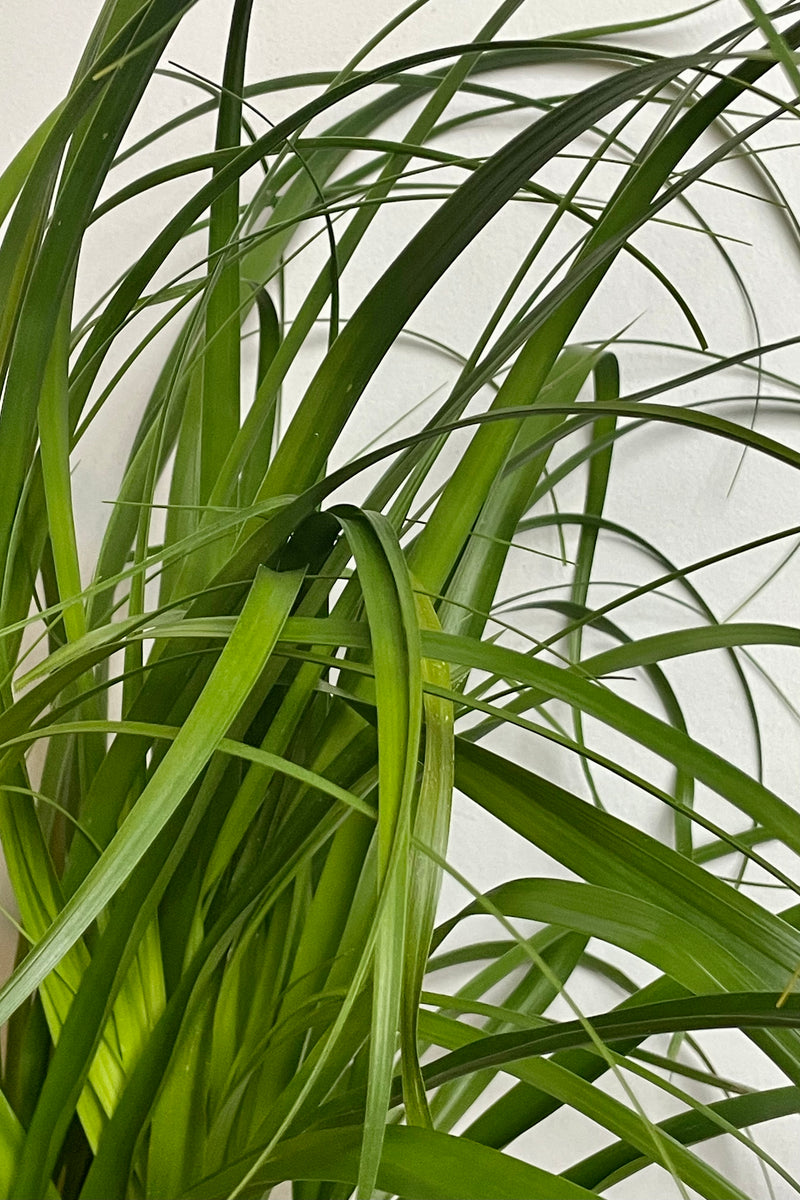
top-left (181, 1124), bottom-right (603, 1200)
top-left (0, 566), bottom-right (304, 1028)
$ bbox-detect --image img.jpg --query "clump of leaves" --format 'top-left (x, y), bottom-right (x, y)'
top-left (1, 1), bottom-right (800, 1197)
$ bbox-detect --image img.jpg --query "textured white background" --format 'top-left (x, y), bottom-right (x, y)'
top-left (2, 3), bottom-right (800, 1196)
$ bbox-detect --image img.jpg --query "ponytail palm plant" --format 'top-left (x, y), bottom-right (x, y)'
top-left (2, 0), bottom-right (800, 1196)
